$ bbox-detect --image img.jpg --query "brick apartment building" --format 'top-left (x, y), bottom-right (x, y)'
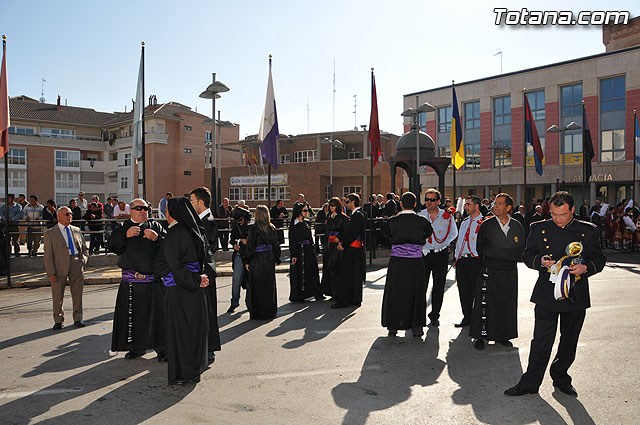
top-left (2, 95), bottom-right (239, 208)
top-left (403, 17), bottom-right (640, 205)
top-left (219, 130), bottom-right (400, 208)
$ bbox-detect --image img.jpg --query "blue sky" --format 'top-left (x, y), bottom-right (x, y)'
top-left (2, 1), bottom-right (639, 138)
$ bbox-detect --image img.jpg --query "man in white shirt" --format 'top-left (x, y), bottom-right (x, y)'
top-left (453, 196), bottom-right (483, 328)
top-left (113, 201), bottom-right (131, 219)
top-left (77, 192), bottom-right (88, 216)
top-left (43, 206), bottom-right (89, 329)
top-left (418, 188), bottom-right (458, 327)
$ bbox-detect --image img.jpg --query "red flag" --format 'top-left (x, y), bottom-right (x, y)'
top-left (368, 74), bottom-right (381, 167)
top-left (0, 40), bottom-right (9, 159)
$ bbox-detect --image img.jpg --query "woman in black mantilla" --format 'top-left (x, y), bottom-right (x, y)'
top-left (244, 205), bottom-right (281, 319)
top-left (320, 197), bottom-right (349, 297)
top-left (289, 202), bottom-right (323, 302)
top-left (154, 197), bottom-right (210, 385)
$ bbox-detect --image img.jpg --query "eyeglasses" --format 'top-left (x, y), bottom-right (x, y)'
top-left (344, 200), bottom-right (351, 204)
top-left (132, 206), bottom-right (150, 212)
top-left (302, 209), bottom-right (309, 212)
top-left (425, 198), bottom-right (438, 202)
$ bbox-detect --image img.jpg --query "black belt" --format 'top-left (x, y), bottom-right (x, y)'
top-left (425, 247), bottom-right (447, 255)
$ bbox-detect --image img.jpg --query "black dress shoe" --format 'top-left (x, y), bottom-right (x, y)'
top-left (474, 339), bottom-right (485, 350)
top-left (454, 320), bottom-right (469, 328)
top-left (168, 376), bottom-right (201, 386)
top-left (226, 305), bottom-right (237, 314)
top-left (387, 329), bottom-right (397, 336)
top-left (428, 319), bottom-right (440, 327)
top-left (412, 328), bottom-right (424, 337)
top-left (52, 323), bottom-right (63, 330)
top-left (207, 352), bottom-right (216, 365)
top-left (74, 321), bottom-right (86, 328)
top-left (124, 351), bottom-right (145, 360)
top-left (157, 352), bottom-right (168, 363)
top-left (315, 294), bottom-right (326, 301)
top-left (554, 384), bottom-right (578, 397)
top-left (504, 384), bottom-right (538, 396)
top-left (331, 303), bottom-right (348, 309)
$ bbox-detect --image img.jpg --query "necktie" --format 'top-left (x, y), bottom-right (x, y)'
top-left (65, 226), bottom-right (76, 255)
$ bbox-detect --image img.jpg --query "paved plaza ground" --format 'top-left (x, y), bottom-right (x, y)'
top-left (0, 253), bottom-right (638, 424)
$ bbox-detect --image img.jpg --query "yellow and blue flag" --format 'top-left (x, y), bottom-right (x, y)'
top-left (450, 86), bottom-right (464, 169)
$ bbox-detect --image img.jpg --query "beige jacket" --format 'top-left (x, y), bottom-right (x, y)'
top-left (44, 225), bottom-right (89, 277)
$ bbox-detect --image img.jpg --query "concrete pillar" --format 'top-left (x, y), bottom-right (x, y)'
top-left (484, 185), bottom-right (490, 199)
top-left (607, 183), bottom-right (616, 205)
top-left (362, 174), bottom-right (368, 202)
top-left (516, 184), bottom-right (523, 205)
top-left (551, 183), bottom-right (558, 193)
top-left (590, 182), bottom-right (597, 205)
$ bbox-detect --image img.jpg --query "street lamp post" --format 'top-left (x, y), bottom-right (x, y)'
top-left (320, 137), bottom-right (343, 200)
top-left (401, 99), bottom-right (435, 196)
top-left (488, 141), bottom-right (511, 193)
top-left (199, 73), bottom-right (229, 209)
top-left (546, 121), bottom-right (582, 191)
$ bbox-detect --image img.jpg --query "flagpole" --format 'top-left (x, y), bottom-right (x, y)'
top-left (634, 110), bottom-right (637, 202)
top-left (369, 68), bottom-right (374, 266)
top-left (141, 42), bottom-right (146, 201)
top-left (267, 56), bottom-right (272, 209)
top-left (523, 89), bottom-right (527, 207)
top-left (452, 81), bottom-right (456, 201)
top-left (582, 101), bottom-right (586, 206)
top-left (2, 35), bottom-right (10, 289)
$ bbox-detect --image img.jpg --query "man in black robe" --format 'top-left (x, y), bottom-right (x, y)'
top-left (190, 187), bottom-right (221, 365)
top-left (270, 199), bottom-right (288, 249)
top-left (333, 193), bottom-right (366, 309)
top-left (106, 198), bottom-right (166, 360)
top-left (505, 191), bottom-right (606, 397)
top-left (228, 207), bottom-right (251, 313)
top-left (217, 198), bottom-right (233, 251)
top-left (470, 193), bottom-right (525, 350)
top-left (381, 192), bottom-right (433, 337)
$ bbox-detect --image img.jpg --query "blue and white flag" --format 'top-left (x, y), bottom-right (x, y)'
top-left (132, 49), bottom-right (144, 161)
top-left (259, 61), bottom-right (279, 169)
top-left (635, 113), bottom-right (640, 176)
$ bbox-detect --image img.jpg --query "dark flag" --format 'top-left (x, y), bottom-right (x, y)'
top-left (582, 104), bottom-right (594, 182)
top-left (524, 94), bottom-right (543, 176)
top-left (368, 73), bottom-right (381, 167)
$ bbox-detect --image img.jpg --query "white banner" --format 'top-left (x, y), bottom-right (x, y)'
top-left (230, 174), bottom-right (287, 186)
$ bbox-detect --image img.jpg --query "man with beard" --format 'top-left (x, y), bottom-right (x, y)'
top-left (107, 198), bottom-right (166, 360)
top-left (190, 187), bottom-right (221, 365)
top-left (470, 193), bottom-right (525, 350)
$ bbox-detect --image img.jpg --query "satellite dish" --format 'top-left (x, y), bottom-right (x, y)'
top-left (39, 97), bottom-right (46, 103)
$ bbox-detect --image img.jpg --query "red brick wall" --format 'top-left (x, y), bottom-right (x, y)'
top-left (480, 111), bottom-right (492, 169)
top-left (511, 106), bottom-right (524, 167)
top-left (545, 102), bottom-right (559, 166)
top-left (583, 95), bottom-right (599, 163)
top-left (27, 145), bottom-right (55, 201)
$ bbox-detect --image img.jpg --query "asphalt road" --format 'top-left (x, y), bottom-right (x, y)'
top-left (0, 256), bottom-right (638, 424)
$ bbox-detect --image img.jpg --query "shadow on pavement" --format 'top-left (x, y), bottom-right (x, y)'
top-left (332, 327), bottom-right (445, 425)
top-left (0, 312), bottom-right (113, 351)
top-left (0, 333), bottom-right (193, 425)
top-left (266, 302), bottom-right (357, 349)
top-left (446, 330), bottom-right (567, 424)
top-left (552, 390), bottom-right (596, 425)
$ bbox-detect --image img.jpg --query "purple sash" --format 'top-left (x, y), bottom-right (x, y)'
top-left (122, 270), bottom-right (155, 283)
top-left (255, 244), bottom-right (272, 253)
top-left (328, 231), bottom-right (339, 236)
top-left (162, 262), bottom-right (201, 287)
top-left (391, 243), bottom-right (423, 259)
top-left (297, 240), bottom-right (311, 245)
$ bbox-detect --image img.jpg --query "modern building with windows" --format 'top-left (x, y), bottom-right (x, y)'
top-left (403, 19), bottom-right (640, 205)
top-left (219, 129), bottom-right (399, 208)
top-left (3, 95), bottom-right (239, 207)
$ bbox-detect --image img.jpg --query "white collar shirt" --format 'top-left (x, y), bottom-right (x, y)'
top-left (57, 223), bottom-right (77, 255)
top-left (418, 208), bottom-right (458, 253)
top-left (198, 208), bottom-right (212, 220)
top-left (454, 214), bottom-right (482, 259)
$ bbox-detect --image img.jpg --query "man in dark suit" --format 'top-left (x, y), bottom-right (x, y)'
top-left (217, 198), bottom-right (233, 251)
top-left (190, 187), bottom-right (222, 365)
top-left (44, 206), bottom-right (89, 329)
top-left (505, 191), bottom-right (606, 397)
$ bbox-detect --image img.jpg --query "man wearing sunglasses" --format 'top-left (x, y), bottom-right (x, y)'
top-left (418, 189), bottom-right (458, 327)
top-left (106, 198), bottom-right (167, 361)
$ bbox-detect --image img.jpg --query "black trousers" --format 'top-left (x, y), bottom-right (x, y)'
top-left (519, 305), bottom-right (586, 390)
top-left (455, 256), bottom-right (481, 323)
top-left (422, 249), bottom-right (449, 321)
top-left (218, 229), bottom-right (229, 251)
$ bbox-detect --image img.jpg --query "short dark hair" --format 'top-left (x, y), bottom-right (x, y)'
top-left (425, 189), bottom-right (441, 201)
top-left (190, 187), bottom-right (211, 208)
top-left (107, 196), bottom-right (112, 201)
top-left (347, 193), bottom-right (360, 207)
top-left (30, 194), bottom-right (38, 201)
top-left (166, 192), bottom-right (173, 197)
top-left (401, 192), bottom-right (416, 209)
top-left (7, 194), bottom-right (15, 200)
top-left (18, 193), bottom-right (26, 199)
top-left (466, 195), bottom-right (481, 206)
top-left (386, 193), bottom-right (394, 200)
top-left (550, 191), bottom-right (574, 209)
top-left (46, 199), bottom-right (55, 206)
top-left (496, 193), bottom-right (513, 207)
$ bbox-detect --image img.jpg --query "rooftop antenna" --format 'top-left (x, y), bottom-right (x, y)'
top-left (39, 78), bottom-right (47, 103)
top-left (332, 58), bottom-right (336, 132)
top-left (353, 94), bottom-right (357, 131)
top-left (494, 49), bottom-right (503, 74)
top-left (306, 98), bottom-right (310, 133)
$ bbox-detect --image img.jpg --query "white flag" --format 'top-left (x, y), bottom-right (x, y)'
top-left (132, 50), bottom-right (144, 160)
